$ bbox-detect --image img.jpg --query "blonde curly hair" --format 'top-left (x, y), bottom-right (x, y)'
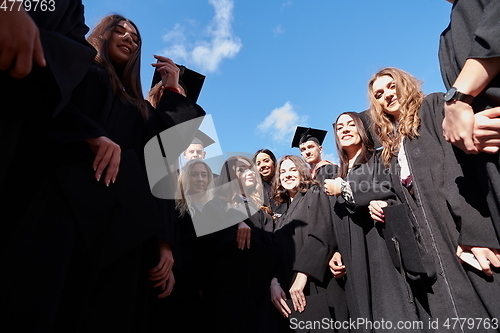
top-left (368, 67), bottom-right (424, 166)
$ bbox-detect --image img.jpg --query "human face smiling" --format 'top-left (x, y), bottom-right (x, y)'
top-left (108, 20), bottom-right (139, 67)
top-left (255, 153), bottom-right (275, 180)
top-left (299, 141), bottom-right (322, 165)
top-left (336, 114), bottom-right (361, 151)
top-left (235, 160), bottom-right (256, 190)
top-left (372, 75), bottom-right (401, 121)
top-left (279, 159), bottom-right (300, 193)
top-left (188, 162), bottom-right (209, 195)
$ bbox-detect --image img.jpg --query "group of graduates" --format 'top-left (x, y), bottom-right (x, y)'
top-left (2, 0), bottom-right (500, 332)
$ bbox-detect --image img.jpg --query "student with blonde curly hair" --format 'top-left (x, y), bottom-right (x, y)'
top-left (368, 67), bottom-right (500, 327)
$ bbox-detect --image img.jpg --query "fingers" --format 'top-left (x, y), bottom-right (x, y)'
top-left (290, 289), bottom-right (306, 313)
top-left (368, 200), bottom-right (386, 222)
top-left (236, 222), bottom-right (251, 250)
top-left (32, 28), bottom-right (46, 68)
top-left (85, 137), bottom-right (121, 186)
top-left (271, 292), bottom-right (291, 318)
top-left (149, 242), bottom-right (174, 280)
top-left (476, 107), bottom-right (500, 119)
top-left (157, 271), bottom-right (175, 299)
top-left (0, 10), bottom-right (45, 78)
top-left (94, 142), bottom-right (120, 186)
top-left (480, 146), bottom-right (500, 154)
top-left (471, 247), bottom-right (500, 277)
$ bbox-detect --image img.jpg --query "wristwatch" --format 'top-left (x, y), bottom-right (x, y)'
top-left (444, 87), bottom-right (474, 105)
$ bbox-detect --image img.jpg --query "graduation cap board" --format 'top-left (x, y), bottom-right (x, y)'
top-left (151, 64), bottom-right (205, 103)
top-left (291, 126), bottom-right (328, 148)
top-left (191, 129), bottom-right (215, 148)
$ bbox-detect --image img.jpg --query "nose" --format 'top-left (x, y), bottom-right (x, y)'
top-left (385, 89), bottom-right (394, 101)
top-left (121, 32), bottom-right (133, 44)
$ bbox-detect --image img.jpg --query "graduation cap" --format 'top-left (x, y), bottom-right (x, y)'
top-left (190, 129), bottom-right (215, 148)
top-left (291, 126), bottom-right (328, 148)
top-left (151, 64), bottom-right (205, 103)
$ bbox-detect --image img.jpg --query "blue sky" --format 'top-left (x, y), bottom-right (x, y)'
top-left (83, 0), bottom-right (453, 173)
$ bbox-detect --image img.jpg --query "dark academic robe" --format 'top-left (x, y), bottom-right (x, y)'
top-left (391, 93), bottom-right (500, 330)
top-left (0, 0), bottom-right (96, 188)
top-left (332, 151), bottom-right (427, 333)
top-left (273, 185), bottom-right (343, 332)
top-left (150, 205), bottom-right (204, 332)
top-left (197, 196), bottom-right (278, 333)
top-left (439, 0), bottom-right (500, 243)
top-left (262, 180), bottom-right (288, 219)
top-left (314, 162), bottom-right (339, 187)
top-left (0, 63), bottom-right (205, 333)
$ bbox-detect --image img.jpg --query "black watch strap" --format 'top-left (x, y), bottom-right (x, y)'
top-left (444, 87), bottom-right (474, 105)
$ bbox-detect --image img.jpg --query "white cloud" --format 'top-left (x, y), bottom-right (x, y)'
top-left (160, 0), bottom-right (242, 73)
top-left (257, 102), bottom-right (308, 144)
top-left (282, 1), bottom-right (292, 9)
top-left (273, 25), bottom-right (285, 36)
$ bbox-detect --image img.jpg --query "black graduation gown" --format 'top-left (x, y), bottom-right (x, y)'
top-left (332, 151), bottom-right (427, 333)
top-left (314, 163), bottom-right (339, 187)
top-left (439, 0), bottom-right (500, 243)
top-left (262, 180), bottom-right (288, 219)
top-left (391, 93), bottom-right (500, 331)
top-left (0, 0), bottom-right (96, 189)
top-left (197, 196), bottom-right (278, 333)
top-left (150, 205), bottom-right (204, 332)
top-left (0, 63), bottom-right (205, 332)
top-left (273, 185), bottom-right (340, 331)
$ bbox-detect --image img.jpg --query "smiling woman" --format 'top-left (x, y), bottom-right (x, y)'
top-left (269, 155), bottom-right (341, 329)
top-left (11, 13), bottom-right (206, 333)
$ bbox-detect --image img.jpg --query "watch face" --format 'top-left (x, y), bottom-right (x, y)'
top-left (444, 87), bottom-right (457, 102)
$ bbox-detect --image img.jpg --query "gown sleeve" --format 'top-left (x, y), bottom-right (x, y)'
top-left (293, 186), bottom-right (335, 283)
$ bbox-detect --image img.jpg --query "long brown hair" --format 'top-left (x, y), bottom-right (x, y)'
top-left (87, 14), bottom-right (148, 120)
top-left (334, 112), bottom-right (374, 178)
top-left (215, 156), bottom-right (263, 207)
top-left (272, 155), bottom-right (317, 205)
top-left (368, 67), bottom-right (423, 166)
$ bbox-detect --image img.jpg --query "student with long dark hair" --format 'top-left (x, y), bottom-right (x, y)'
top-left (1, 14), bottom-right (205, 332)
top-left (325, 112), bottom-right (425, 332)
top-left (253, 148), bottom-right (287, 219)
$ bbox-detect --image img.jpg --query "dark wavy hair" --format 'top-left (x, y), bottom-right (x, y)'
top-left (87, 14), bottom-right (148, 120)
top-left (272, 155), bottom-right (317, 205)
top-left (252, 148), bottom-right (277, 183)
top-left (334, 112), bottom-right (374, 178)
